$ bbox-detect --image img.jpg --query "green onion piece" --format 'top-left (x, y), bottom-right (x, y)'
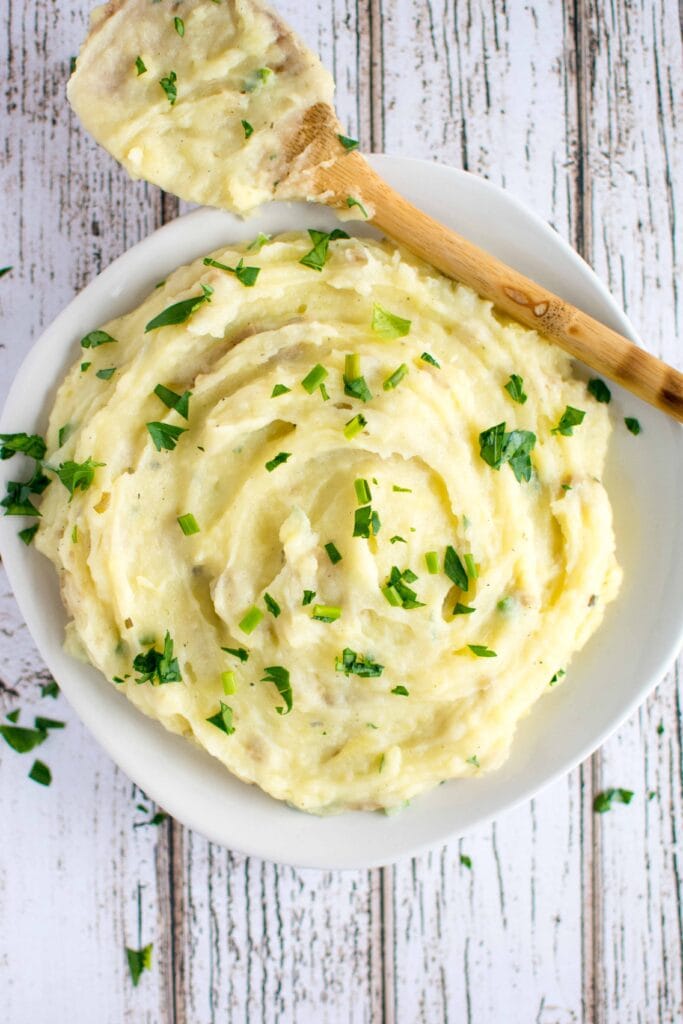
top-left (420, 351), bottom-right (440, 367)
top-left (345, 353), bottom-right (361, 380)
top-left (174, 16), bottom-right (184, 36)
top-left (312, 604), bottom-right (341, 622)
top-left (354, 478), bottom-right (372, 504)
top-left (301, 364), bottom-right (329, 393)
top-left (71, 525), bottom-right (78, 543)
top-left (337, 134), bottom-right (359, 151)
top-left (265, 451), bottom-right (291, 472)
top-left (319, 382), bottom-right (330, 401)
top-left (324, 542), bottom-right (342, 564)
top-left (464, 553), bottom-right (478, 579)
top-left (393, 484), bottom-right (412, 493)
top-left (238, 606), bottom-right (263, 634)
top-left (625, 417), bottom-right (641, 435)
top-left (353, 505), bottom-right (381, 538)
top-left (391, 685), bottom-right (409, 696)
top-left (453, 603), bottom-right (476, 615)
top-left (468, 644), bottom-right (497, 658)
top-left (425, 551), bottom-right (439, 574)
top-left (383, 363), bottom-right (409, 390)
top-left (335, 648), bottom-right (383, 677)
top-left (302, 590), bottom-right (316, 606)
top-left (264, 593), bottom-right (281, 617)
top-left (271, 384), bottom-right (291, 397)
top-left (177, 513), bottom-right (200, 536)
top-left (344, 413), bottom-right (367, 440)
top-left (221, 671), bottom-right (236, 695)
top-left (382, 584), bottom-right (402, 607)
top-left (371, 303), bottom-right (411, 339)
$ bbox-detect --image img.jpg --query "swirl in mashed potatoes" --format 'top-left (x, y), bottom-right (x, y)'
top-left (35, 232), bottom-right (621, 812)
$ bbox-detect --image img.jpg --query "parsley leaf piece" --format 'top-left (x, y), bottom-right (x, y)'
top-left (146, 422), bottom-right (187, 452)
top-left (444, 546), bottom-right (469, 591)
top-left (551, 406), bottom-right (586, 436)
top-left (549, 668), bottom-right (566, 686)
top-left (460, 853), bottom-right (472, 869)
top-left (337, 134), bottom-right (359, 151)
top-left (145, 286), bottom-right (212, 332)
top-left (466, 755), bottom-right (480, 767)
top-left (271, 384), bottom-right (291, 397)
top-left (383, 363), bottom-right (409, 390)
top-left (391, 685), bottom-right (409, 696)
top-left (504, 374), bottom-right (527, 404)
top-left (0, 432), bottom-right (46, 461)
top-left (133, 811), bottom-right (167, 829)
top-left (159, 70), bottom-right (177, 105)
top-left (324, 541), bottom-right (342, 564)
top-left (299, 229), bottom-right (349, 271)
top-left (311, 604), bottom-right (341, 622)
top-left (133, 631), bottom-right (182, 685)
top-left (0, 723), bottom-right (47, 753)
top-left (302, 590), bottom-right (316, 606)
top-left (453, 603), bottom-right (476, 615)
top-left (588, 378), bottom-right (611, 404)
top-left (95, 367), bottom-right (116, 381)
top-left (468, 644), bottom-right (497, 658)
top-left (265, 451), bottom-right (291, 472)
top-left (33, 716), bottom-right (65, 731)
top-left (247, 233), bottom-right (271, 252)
top-left (344, 413), bottom-right (367, 440)
top-left (262, 665), bottom-right (292, 715)
top-left (202, 256), bottom-right (260, 287)
top-left (6, 710), bottom-right (19, 723)
top-left (58, 424), bottom-right (73, 447)
top-left (135, 56), bottom-right (147, 76)
top-left (221, 646), bottom-right (249, 662)
top-left (81, 362), bottom-right (91, 372)
top-left (593, 788), bottom-right (634, 813)
top-left (28, 759), bottom-right (52, 786)
top-left (18, 524), bottom-right (39, 545)
top-left (243, 67), bottom-right (273, 92)
top-left (420, 351), bottom-right (440, 367)
top-left (371, 303), bottom-right (411, 339)
top-left (154, 384), bottom-right (191, 419)
top-left (177, 513), bottom-right (200, 536)
top-left (207, 701), bottom-right (235, 735)
top-left (51, 457), bottom-right (104, 497)
top-left (264, 593), bottom-right (281, 617)
top-left (478, 422), bottom-right (536, 482)
top-left (334, 648), bottom-right (384, 678)
top-left (390, 535), bottom-right (406, 544)
top-left (1, 479), bottom-right (40, 517)
top-left (174, 16), bottom-right (184, 36)
top-left (625, 417), bottom-right (641, 435)
top-left (238, 606), bottom-right (263, 634)
top-left (126, 944), bottom-right (153, 987)
top-left (393, 484), bottom-right (412, 493)
top-left (241, 119), bottom-right (254, 138)
top-left (353, 505), bottom-right (381, 539)
top-left (40, 680), bottom-right (59, 698)
top-left (346, 196), bottom-right (368, 217)
top-left (0, 266), bottom-right (12, 278)
top-left (80, 330), bottom-right (117, 349)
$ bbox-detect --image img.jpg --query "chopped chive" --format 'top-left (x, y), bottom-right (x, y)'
top-left (353, 505), bottom-right (381, 538)
top-left (174, 16), bottom-right (185, 36)
top-left (71, 524), bottom-right (78, 543)
top-left (238, 606), bottom-right (263, 634)
top-left (271, 384), bottom-right (291, 397)
top-left (392, 484), bottom-right (412, 493)
top-left (344, 413), bottom-right (367, 440)
top-left (324, 542), bottom-right (342, 564)
top-left (265, 451), bottom-right (291, 472)
top-left (312, 604), bottom-right (341, 622)
top-left (319, 381), bottom-right (330, 401)
top-left (301, 364), bottom-right (328, 393)
top-left (420, 351), bottom-right (440, 367)
top-left (444, 546), bottom-right (468, 590)
top-left (335, 648), bottom-right (383, 677)
top-left (468, 644), bottom-right (497, 658)
top-left (464, 553), bottom-right (478, 579)
top-left (177, 513), bottom-right (200, 536)
top-left (264, 593), bottom-right (281, 617)
top-left (453, 603), bottom-right (476, 615)
top-left (382, 584), bottom-right (402, 607)
top-left (345, 353), bottom-right (361, 380)
top-left (354, 478), bottom-right (372, 504)
top-left (383, 363), bottom-right (409, 390)
top-left (625, 417), bottom-right (641, 435)
top-left (391, 685), bottom-right (409, 696)
top-left (302, 589), bottom-right (316, 606)
top-left (221, 671), bottom-right (237, 695)
top-left (425, 551), bottom-right (439, 574)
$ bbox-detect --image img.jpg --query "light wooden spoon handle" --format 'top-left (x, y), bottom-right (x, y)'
top-left (324, 153), bottom-right (683, 422)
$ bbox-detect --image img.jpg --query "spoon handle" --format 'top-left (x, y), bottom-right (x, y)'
top-left (328, 155), bottom-right (683, 422)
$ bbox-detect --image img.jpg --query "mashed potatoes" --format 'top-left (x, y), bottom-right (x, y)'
top-left (35, 233), bottom-right (620, 812)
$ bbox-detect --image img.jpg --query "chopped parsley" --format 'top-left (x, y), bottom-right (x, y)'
top-left (551, 406), bottom-right (586, 436)
top-left (343, 353), bottom-right (372, 402)
top-left (80, 330), bottom-right (117, 349)
top-left (478, 422), bottom-right (536, 482)
top-left (238, 606), bottom-right (263, 634)
top-left (383, 363), bottom-right (409, 390)
top-left (264, 593), bottom-right (281, 617)
top-left (159, 70), bottom-right (177, 105)
top-left (371, 303), bottom-right (411, 339)
top-left (28, 759), bottom-right (51, 786)
top-left (504, 374), bottom-right (527, 404)
top-left (593, 788), bottom-right (634, 813)
top-left (221, 646), bottom-right (249, 662)
top-left (144, 284), bottom-right (212, 331)
top-left (460, 854), bottom-right (472, 869)
top-left (466, 754), bottom-right (480, 767)
top-left (202, 256), bottom-right (260, 287)
top-left (135, 56), bottom-right (147, 76)
top-left (247, 233), bottom-right (271, 252)
top-left (453, 603), bottom-right (476, 615)
top-left (588, 378), bottom-right (611, 403)
top-left (18, 524), bottom-right (39, 545)
top-left (337, 134), bottom-right (359, 151)
top-left (95, 367), bottom-right (116, 381)
top-left (177, 513), bottom-right (200, 535)
top-left (241, 119), bottom-right (254, 139)
top-left (40, 680), bottom-right (59, 699)
top-left (0, 432), bottom-right (46, 461)
top-left (344, 413), bottom-right (367, 440)
top-left (444, 546), bottom-right (468, 591)
top-left (335, 648), bottom-right (384, 677)
top-left (58, 424), bottom-right (73, 447)
top-left (301, 363), bottom-right (329, 393)
top-left (271, 384), bottom-right (291, 397)
top-left (391, 685), bottom-right (409, 696)
top-left (133, 631), bottom-right (182, 685)
top-left (265, 451), bottom-right (291, 472)
top-left (549, 668), bottom-right (566, 686)
top-left (262, 665), bottom-right (292, 715)
top-left (0, 722), bottom-right (48, 753)
top-left (312, 604), bottom-right (341, 622)
top-left (1, 468), bottom-right (49, 517)
top-left (81, 362), bottom-right (91, 372)
top-left (126, 945), bottom-right (153, 987)
top-left (174, 16), bottom-right (184, 36)
top-left (346, 196), bottom-right (368, 217)
top-left (625, 417), bottom-right (641, 435)
top-left (390, 535), bottom-right (406, 544)
top-left (146, 421), bottom-right (187, 452)
top-left (468, 644), bottom-right (497, 658)
top-left (207, 702), bottom-right (235, 735)
top-left (154, 384), bottom-right (191, 419)
top-left (34, 716), bottom-right (65, 732)
top-left (354, 478), bottom-right (372, 504)
top-left (302, 590), bottom-right (316, 606)
top-left (420, 351), bottom-right (440, 367)
top-left (324, 541), bottom-right (342, 564)
top-left (51, 457), bottom-right (104, 497)
top-left (382, 566), bottom-right (424, 609)
top-left (354, 504), bottom-right (381, 539)
top-left (299, 229), bottom-right (349, 271)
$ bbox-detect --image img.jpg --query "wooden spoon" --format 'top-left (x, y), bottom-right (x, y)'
top-left (68, 0), bottom-right (683, 422)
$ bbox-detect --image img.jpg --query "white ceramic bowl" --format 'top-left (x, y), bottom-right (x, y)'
top-left (2, 156), bottom-right (682, 869)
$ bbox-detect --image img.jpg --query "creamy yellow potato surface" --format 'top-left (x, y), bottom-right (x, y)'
top-left (36, 233), bottom-right (621, 812)
top-left (67, 0), bottom-right (335, 213)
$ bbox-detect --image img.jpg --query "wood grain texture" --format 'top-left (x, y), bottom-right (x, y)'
top-left (0, 1), bottom-right (681, 1022)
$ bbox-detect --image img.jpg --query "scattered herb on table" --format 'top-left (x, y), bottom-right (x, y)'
top-left (625, 416), bottom-right (641, 435)
top-left (126, 944), bottom-right (153, 987)
top-left (593, 788), bottom-right (634, 813)
top-left (28, 759), bottom-right (51, 786)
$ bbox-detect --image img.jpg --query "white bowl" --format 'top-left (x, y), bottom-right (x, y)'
top-left (2, 156), bottom-right (682, 869)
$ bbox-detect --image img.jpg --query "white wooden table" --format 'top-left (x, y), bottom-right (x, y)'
top-left (1, 2), bottom-right (681, 1021)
